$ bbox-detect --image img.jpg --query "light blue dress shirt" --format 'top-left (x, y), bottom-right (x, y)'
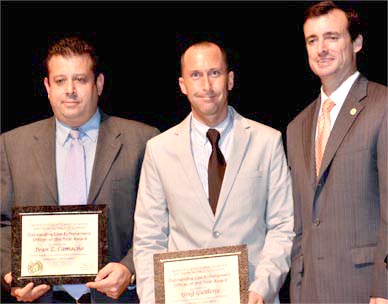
top-left (53, 109), bottom-right (100, 299)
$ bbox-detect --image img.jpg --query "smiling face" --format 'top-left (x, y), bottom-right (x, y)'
top-left (304, 8), bottom-right (362, 94)
top-left (44, 54), bottom-right (104, 127)
top-left (179, 42), bottom-right (234, 127)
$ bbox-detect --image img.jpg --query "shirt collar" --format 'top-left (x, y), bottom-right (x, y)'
top-left (191, 106), bottom-right (233, 145)
top-left (56, 109), bottom-right (101, 146)
top-left (321, 71), bottom-right (360, 106)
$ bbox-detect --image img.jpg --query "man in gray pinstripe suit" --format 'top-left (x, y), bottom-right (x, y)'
top-left (287, 1), bottom-right (387, 303)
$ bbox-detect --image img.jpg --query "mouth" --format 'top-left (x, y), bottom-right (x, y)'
top-left (317, 58), bottom-right (334, 66)
top-left (197, 93), bottom-right (218, 99)
top-left (62, 100), bottom-right (80, 106)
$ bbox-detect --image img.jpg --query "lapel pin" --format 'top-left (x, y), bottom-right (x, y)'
top-left (350, 108), bottom-right (357, 115)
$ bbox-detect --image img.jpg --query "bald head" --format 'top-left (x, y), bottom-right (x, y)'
top-left (180, 41), bottom-right (229, 76)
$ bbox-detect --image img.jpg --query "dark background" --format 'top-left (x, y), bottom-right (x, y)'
top-left (1, 1), bottom-right (387, 303)
top-left (2, 1), bottom-right (387, 136)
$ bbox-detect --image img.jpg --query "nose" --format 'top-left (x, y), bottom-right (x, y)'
top-left (318, 39), bottom-right (328, 55)
top-left (66, 80), bottom-right (76, 95)
top-left (203, 75), bottom-right (212, 92)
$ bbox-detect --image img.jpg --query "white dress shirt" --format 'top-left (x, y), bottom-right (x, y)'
top-left (317, 71), bottom-right (360, 137)
top-left (190, 106), bottom-right (234, 198)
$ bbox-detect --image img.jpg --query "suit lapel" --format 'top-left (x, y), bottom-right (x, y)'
top-left (88, 114), bottom-right (122, 204)
top-left (303, 99), bottom-right (320, 187)
top-left (216, 110), bottom-right (250, 218)
top-left (318, 76), bottom-right (367, 180)
top-left (32, 118), bottom-right (58, 203)
top-left (175, 115), bottom-right (214, 222)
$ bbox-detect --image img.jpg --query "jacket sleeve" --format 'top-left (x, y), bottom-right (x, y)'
top-left (133, 140), bottom-right (169, 304)
top-left (371, 109), bottom-right (388, 298)
top-left (248, 133), bottom-right (295, 303)
top-left (286, 124), bottom-right (304, 303)
top-left (119, 127), bottom-right (160, 275)
top-left (1, 135), bottom-right (14, 292)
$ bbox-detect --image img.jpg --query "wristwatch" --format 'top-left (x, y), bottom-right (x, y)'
top-left (130, 272), bottom-right (136, 285)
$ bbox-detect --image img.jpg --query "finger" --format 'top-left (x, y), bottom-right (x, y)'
top-left (94, 263), bottom-right (114, 282)
top-left (86, 280), bottom-right (104, 289)
top-left (33, 284), bottom-right (51, 294)
top-left (30, 284), bottom-right (51, 299)
top-left (106, 291), bottom-right (120, 299)
top-left (13, 282), bottom-right (34, 298)
top-left (4, 272), bottom-right (12, 285)
top-left (13, 284), bottom-right (50, 302)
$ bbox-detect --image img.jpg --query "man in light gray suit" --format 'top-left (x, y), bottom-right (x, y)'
top-left (0, 36), bottom-right (159, 303)
top-left (134, 40), bottom-right (294, 303)
top-left (287, 1), bottom-right (387, 303)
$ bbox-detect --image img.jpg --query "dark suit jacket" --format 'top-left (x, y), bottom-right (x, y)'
top-left (287, 75), bottom-right (388, 303)
top-left (0, 113), bottom-right (159, 303)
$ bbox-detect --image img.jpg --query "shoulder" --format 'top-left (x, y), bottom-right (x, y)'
top-left (367, 79), bottom-right (387, 91)
top-left (146, 123), bottom-right (181, 147)
top-left (101, 115), bottom-right (160, 139)
top-left (1, 118), bottom-right (53, 145)
top-left (366, 80), bottom-right (387, 104)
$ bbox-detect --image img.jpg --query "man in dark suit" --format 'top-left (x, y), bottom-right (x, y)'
top-left (0, 36), bottom-right (159, 303)
top-left (287, 1), bottom-right (387, 303)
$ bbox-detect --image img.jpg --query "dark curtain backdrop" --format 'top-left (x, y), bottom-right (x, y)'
top-left (1, 1), bottom-right (387, 303)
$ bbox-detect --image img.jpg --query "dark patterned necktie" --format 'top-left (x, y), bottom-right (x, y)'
top-left (207, 128), bottom-right (226, 215)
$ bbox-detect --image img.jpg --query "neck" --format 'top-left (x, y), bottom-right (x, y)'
top-left (194, 110), bottom-right (228, 128)
top-left (321, 67), bottom-right (357, 96)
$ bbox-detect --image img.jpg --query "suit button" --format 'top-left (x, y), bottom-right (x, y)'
top-left (314, 218), bottom-right (321, 226)
top-left (213, 231), bottom-right (221, 238)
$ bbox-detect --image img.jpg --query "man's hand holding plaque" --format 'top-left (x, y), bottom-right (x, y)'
top-left (86, 262), bottom-right (132, 299)
top-left (4, 272), bottom-right (50, 302)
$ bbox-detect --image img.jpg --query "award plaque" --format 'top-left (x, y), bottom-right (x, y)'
top-left (154, 244), bottom-right (248, 304)
top-left (11, 205), bottom-right (107, 287)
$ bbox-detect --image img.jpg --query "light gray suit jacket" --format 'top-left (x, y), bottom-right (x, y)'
top-left (0, 113), bottom-right (159, 302)
top-left (287, 76), bottom-right (388, 302)
top-left (134, 107), bottom-right (294, 303)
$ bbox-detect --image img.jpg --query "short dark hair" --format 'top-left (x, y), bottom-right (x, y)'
top-left (304, 1), bottom-right (362, 41)
top-left (45, 35), bottom-right (99, 79)
top-left (180, 41), bottom-right (230, 75)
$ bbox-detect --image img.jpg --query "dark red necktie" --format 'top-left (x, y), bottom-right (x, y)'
top-left (207, 128), bottom-right (226, 214)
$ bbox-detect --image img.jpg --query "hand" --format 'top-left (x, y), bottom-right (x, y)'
top-left (86, 262), bottom-right (131, 299)
top-left (4, 272), bottom-right (50, 302)
top-left (370, 297), bottom-right (388, 304)
top-left (247, 291), bottom-right (265, 304)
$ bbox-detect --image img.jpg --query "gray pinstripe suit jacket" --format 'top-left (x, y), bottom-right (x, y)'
top-left (287, 75), bottom-right (387, 303)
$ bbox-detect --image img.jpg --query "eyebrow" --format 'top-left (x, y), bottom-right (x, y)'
top-left (322, 31), bottom-right (341, 36)
top-left (52, 73), bottom-right (88, 78)
top-left (306, 31), bottom-right (341, 39)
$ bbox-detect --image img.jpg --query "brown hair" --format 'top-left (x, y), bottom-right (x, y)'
top-left (45, 36), bottom-right (99, 79)
top-left (304, 1), bottom-right (362, 41)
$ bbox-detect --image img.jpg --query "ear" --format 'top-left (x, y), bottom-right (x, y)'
top-left (96, 73), bottom-right (105, 96)
top-left (227, 71), bottom-right (234, 91)
top-left (178, 77), bottom-right (187, 95)
top-left (353, 34), bottom-right (363, 53)
top-left (44, 77), bottom-right (50, 96)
